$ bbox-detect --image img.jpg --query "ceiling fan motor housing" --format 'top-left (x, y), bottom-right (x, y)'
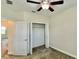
top-left (41, 0), bottom-right (49, 9)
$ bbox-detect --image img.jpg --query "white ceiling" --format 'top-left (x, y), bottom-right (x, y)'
top-left (1, 0), bottom-right (76, 16)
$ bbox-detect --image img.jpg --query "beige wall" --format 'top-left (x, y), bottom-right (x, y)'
top-left (49, 6), bottom-right (77, 58)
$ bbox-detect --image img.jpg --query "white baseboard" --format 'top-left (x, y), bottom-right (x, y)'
top-left (50, 45), bottom-right (77, 58)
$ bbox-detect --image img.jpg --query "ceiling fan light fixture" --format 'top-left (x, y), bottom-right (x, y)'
top-left (41, 3), bottom-right (49, 9)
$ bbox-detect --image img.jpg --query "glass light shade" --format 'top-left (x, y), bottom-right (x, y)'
top-left (42, 3), bottom-right (49, 9)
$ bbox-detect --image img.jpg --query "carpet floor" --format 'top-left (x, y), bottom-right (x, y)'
top-left (2, 46), bottom-right (76, 59)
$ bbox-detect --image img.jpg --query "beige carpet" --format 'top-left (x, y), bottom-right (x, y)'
top-left (2, 47), bottom-right (76, 59)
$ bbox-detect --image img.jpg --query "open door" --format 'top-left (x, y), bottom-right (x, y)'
top-left (13, 21), bottom-right (28, 55)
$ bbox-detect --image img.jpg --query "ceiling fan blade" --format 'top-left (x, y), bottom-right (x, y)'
top-left (27, 0), bottom-right (40, 4)
top-left (50, 0), bottom-right (64, 5)
top-left (49, 7), bottom-right (54, 12)
top-left (37, 7), bottom-right (42, 11)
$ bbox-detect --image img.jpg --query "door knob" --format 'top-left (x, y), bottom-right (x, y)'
top-left (25, 39), bottom-right (28, 41)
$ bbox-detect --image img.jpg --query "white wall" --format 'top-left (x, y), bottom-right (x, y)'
top-left (49, 6), bottom-right (77, 58)
top-left (1, 0), bottom-right (24, 21)
top-left (1, 8), bottom-right (24, 21)
top-left (1, 8), bottom-right (16, 20)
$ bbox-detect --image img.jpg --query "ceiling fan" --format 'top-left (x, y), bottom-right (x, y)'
top-left (27, 0), bottom-right (64, 12)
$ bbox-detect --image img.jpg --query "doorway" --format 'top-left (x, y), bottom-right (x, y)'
top-left (32, 23), bottom-right (45, 48)
top-left (29, 22), bottom-right (49, 54)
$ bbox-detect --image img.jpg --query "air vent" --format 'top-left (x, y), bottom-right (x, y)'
top-left (6, 0), bottom-right (13, 4)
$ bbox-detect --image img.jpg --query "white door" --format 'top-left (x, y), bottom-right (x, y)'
top-left (32, 23), bottom-right (45, 48)
top-left (13, 21), bottom-right (27, 55)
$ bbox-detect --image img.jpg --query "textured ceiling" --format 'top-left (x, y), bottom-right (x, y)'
top-left (1, 0), bottom-right (77, 16)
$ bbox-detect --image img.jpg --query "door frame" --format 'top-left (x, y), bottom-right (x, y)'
top-left (29, 22), bottom-right (49, 54)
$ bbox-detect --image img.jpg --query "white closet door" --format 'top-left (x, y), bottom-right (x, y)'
top-left (13, 21), bottom-right (27, 55)
top-left (32, 24), bottom-right (45, 48)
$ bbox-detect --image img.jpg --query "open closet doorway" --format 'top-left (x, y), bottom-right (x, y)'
top-left (29, 22), bottom-right (49, 54)
top-left (32, 23), bottom-right (45, 48)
